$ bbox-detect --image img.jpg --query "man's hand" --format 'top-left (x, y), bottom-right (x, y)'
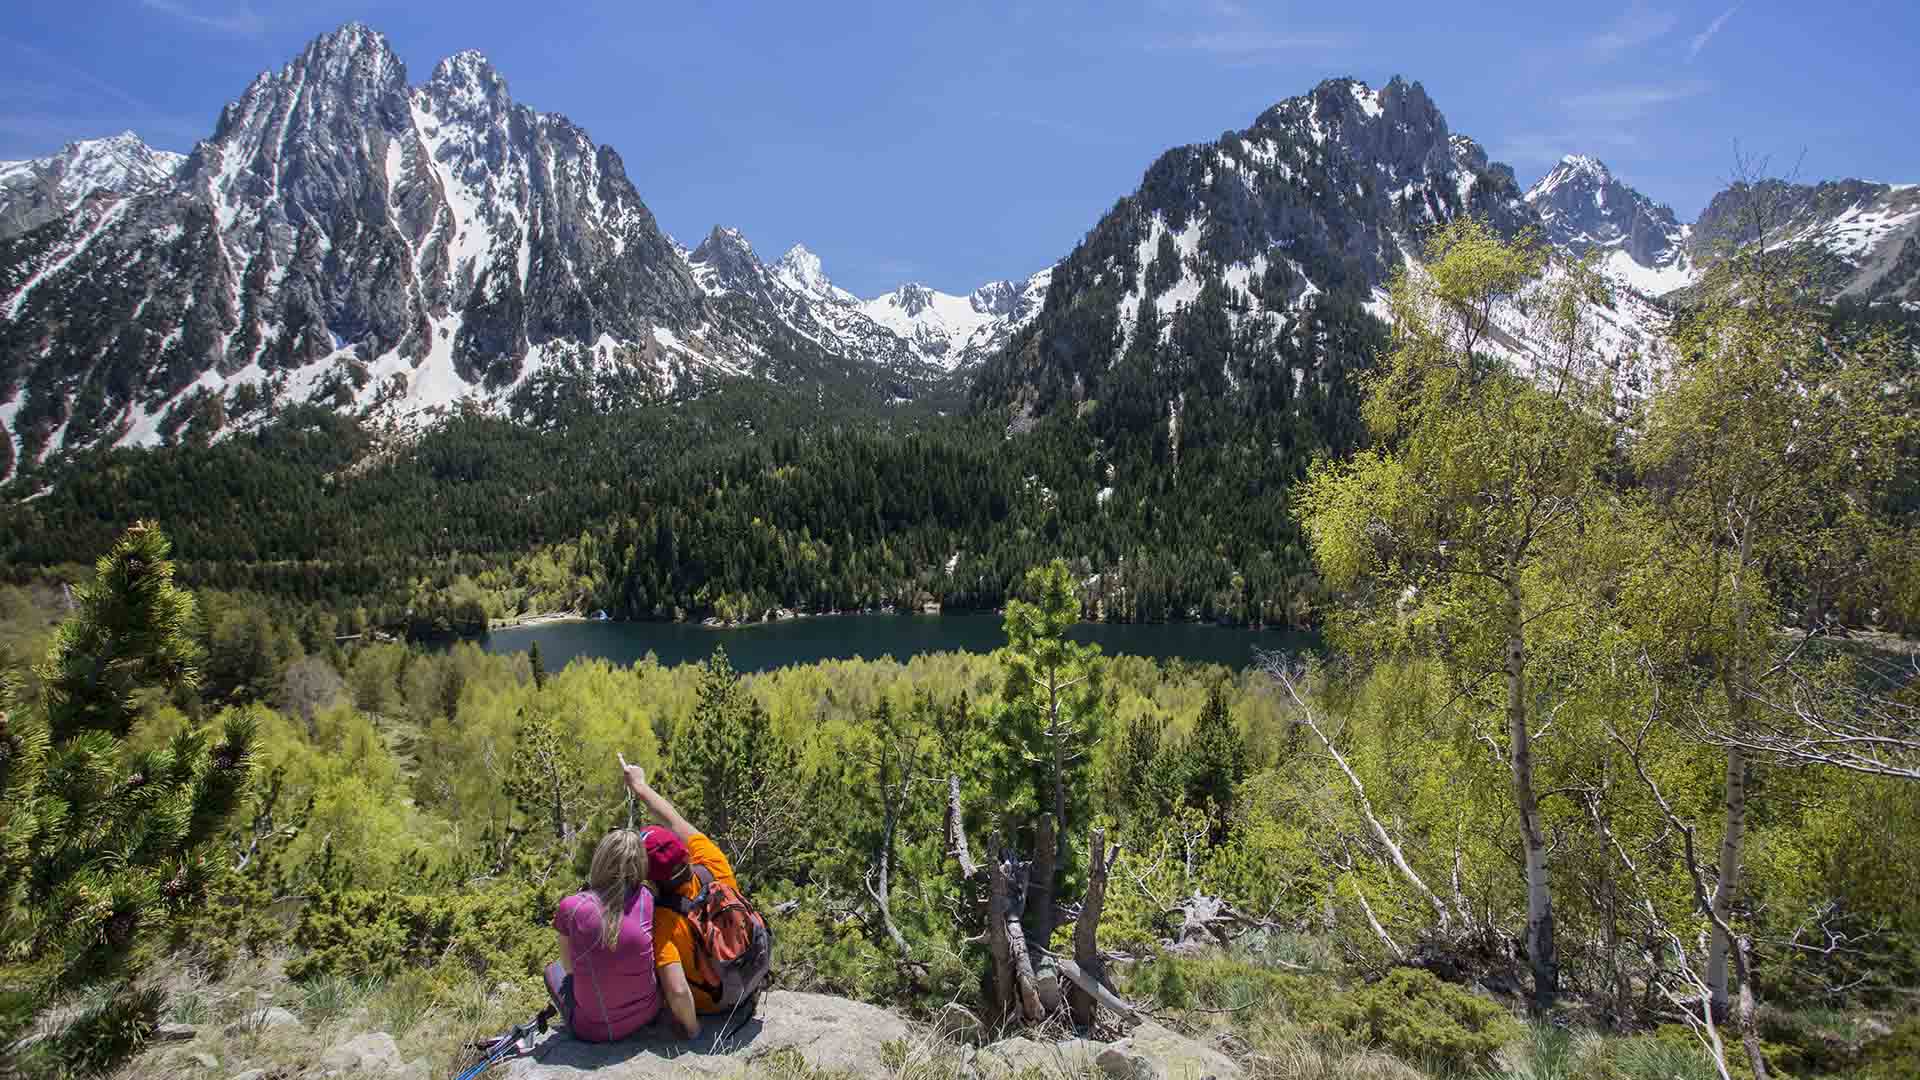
top-left (622, 761), bottom-right (648, 797)
top-left (660, 962), bottom-right (700, 1039)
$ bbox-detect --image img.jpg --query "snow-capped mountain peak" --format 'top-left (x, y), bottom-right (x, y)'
top-left (772, 244), bottom-right (855, 304)
top-left (1525, 154), bottom-right (1692, 295)
top-left (686, 227), bottom-right (1048, 375)
top-left (0, 131), bottom-right (185, 237)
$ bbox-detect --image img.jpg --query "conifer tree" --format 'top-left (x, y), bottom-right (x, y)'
top-left (669, 647), bottom-right (799, 882)
top-left (528, 640), bottom-right (548, 691)
top-left (998, 559), bottom-right (1103, 949)
top-left (506, 703), bottom-right (583, 844)
top-left (0, 522), bottom-right (255, 1051)
top-left (1183, 684), bottom-right (1247, 836)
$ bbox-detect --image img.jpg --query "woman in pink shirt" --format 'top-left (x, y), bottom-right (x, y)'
top-left (546, 830), bottom-right (662, 1041)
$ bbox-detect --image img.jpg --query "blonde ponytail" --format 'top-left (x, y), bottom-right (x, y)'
top-left (588, 829), bottom-right (649, 951)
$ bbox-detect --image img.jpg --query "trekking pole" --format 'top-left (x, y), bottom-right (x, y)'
top-left (453, 1005), bottom-right (554, 1080)
top-left (617, 752), bottom-right (636, 829)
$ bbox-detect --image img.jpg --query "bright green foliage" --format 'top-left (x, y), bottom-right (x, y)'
top-left (1296, 220), bottom-right (1621, 1011)
top-left (0, 523), bottom-right (255, 1055)
top-left (288, 881), bottom-right (557, 984)
top-left (505, 702), bottom-right (585, 843)
top-left (1323, 967), bottom-right (1522, 1073)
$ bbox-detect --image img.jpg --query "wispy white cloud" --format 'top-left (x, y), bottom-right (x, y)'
top-left (1496, 130), bottom-right (1641, 167)
top-left (1561, 80), bottom-right (1710, 112)
top-left (1687, 5), bottom-right (1741, 61)
top-left (1155, 30), bottom-right (1350, 56)
top-left (1588, 3), bottom-right (1678, 57)
top-left (140, 0), bottom-right (266, 36)
top-left (1151, 0), bottom-right (1249, 16)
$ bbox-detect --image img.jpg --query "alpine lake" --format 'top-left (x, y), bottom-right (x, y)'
top-left (477, 612), bottom-right (1316, 674)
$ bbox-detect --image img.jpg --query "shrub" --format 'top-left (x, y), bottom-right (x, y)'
top-left (1858, 1016), bottom-right (1920, 1080)
top-left (287, 882), bottom-right (556, 984)
top-left (1322, 968), bottom-right (1522, 1074)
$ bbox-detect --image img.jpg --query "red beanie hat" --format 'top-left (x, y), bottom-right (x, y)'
top-left (640, 826), bottom-right (689, 884)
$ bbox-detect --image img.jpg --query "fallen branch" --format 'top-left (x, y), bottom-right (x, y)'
top-left (1057, 955), bottom-right (1140, 1024)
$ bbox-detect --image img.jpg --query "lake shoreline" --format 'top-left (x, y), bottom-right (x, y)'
top-left (473, 610), bottom-right (1319, 674)
top-left (493, 606), bottom-right (1306, 636)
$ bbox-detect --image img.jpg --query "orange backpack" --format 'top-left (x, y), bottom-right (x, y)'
top-left (664, 864), bottom-right (774, 1010)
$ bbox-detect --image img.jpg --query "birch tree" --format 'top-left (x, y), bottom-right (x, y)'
top-left (1632, 188), bottom-right (1912, 1013)
top-left (1294, 219), bottom-right (1620, 1013)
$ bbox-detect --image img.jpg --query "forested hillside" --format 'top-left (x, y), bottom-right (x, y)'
top-left (0, 379), bottom-right (1345, 632)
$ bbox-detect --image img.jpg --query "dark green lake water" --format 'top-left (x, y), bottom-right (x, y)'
top-left (478, 613), bottom-right (1312, 673)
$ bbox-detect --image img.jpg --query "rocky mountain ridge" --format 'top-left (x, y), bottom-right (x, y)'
top-left (0, 23), bottom-right (1020, 479)
top-left (684, 227), bottom-right (1052, 376)
top-left (1691, 177), bottom-right (1920, 304)
top-left (972, 75), bottom-right (1669, 424)
top-left (3, 23), bottom-right (1913, 482)
top-left (0, 132), bottom-right (185, 238)
top-left (1523, 154), bottom-right (1693, 295)
top-left (1524, 155), bottom-right (1920, 304)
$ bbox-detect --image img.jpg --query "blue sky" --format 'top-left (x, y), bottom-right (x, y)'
top-left (4, 1), bottom-right (1916, 296)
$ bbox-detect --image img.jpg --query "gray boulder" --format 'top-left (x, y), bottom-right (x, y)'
top-left (977, 1022), bottom-right (1241, 1080)
top-left (323, 1031), bottom-right (404, 1073)
top-left (974, 1034), bottom-right (1102, 1076)
top-left (507, 991), bottom-right (909, 1080)
top-left (228, 1006), bottom-right (303, 1034)
top-left (1097, 1022), bottom-right (1241, 1080)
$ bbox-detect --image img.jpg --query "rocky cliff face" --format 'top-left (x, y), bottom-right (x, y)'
top-left (970, 76), bottom-right (1553, 418)
top-left (1522, 159), bottom-right (1920, 305)
top-left (0, 24), bottom-right (746, 471)
top-left (0, 23), bottom-right (1016, 478)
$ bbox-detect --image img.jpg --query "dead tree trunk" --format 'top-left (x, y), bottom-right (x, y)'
top-left (988, 836), bottom-right (1044, 1023)
top-left (1027, 813), bottom-right (1058, 950)
top-left (1069, 827), bottom-right (1119, 1028)
top-left (1709, 532), bottom-right (1754, 1018)
top-left (946, 776), bottom-right (978, 879)
top-left (866, 787), bottom-right (908, 956)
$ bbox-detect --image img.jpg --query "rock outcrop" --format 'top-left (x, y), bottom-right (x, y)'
top-left (507, 991), bottom-right (910, 1079)
top-left (502, 991), bottom-right (1241, 1080)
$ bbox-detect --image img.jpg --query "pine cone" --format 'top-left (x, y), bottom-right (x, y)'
top-left (161, 873), bottom-right (188, 899)
top-left (127, 772), bottom-right (147, 789)
top-left (107, 910), bottom-right (138, 948)
top-left (211, 749), bottom-right (236, 771)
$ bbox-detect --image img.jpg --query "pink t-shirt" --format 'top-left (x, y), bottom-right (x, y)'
top-left (553, 888), bottom-right (661, 1041)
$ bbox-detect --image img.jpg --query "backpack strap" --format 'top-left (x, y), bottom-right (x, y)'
top-left (665, 863), bottom-right (716, 917)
